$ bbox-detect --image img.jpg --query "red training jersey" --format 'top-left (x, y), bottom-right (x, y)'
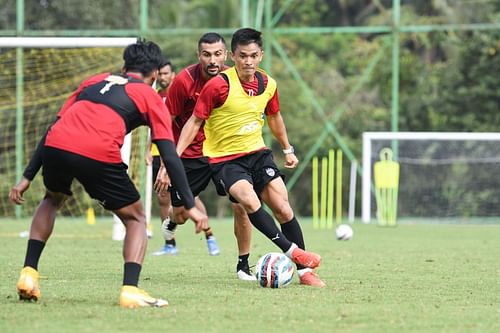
top-left (166, 63), bottom-right (229, 159)
top-left (45, 72), bottom-right (174, 163)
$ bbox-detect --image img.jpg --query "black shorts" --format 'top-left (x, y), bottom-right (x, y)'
top-left (210, 149), bottom-right (282, 203)
top-left (170, 157), bottom-right (225, 207)
top-left (42, 147), bottom-right (140, 210)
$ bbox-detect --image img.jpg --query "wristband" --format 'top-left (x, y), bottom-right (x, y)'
top-left (282, 145), bottom-right (294, 154)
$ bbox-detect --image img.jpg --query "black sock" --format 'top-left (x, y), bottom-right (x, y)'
top-left (123, 262), bottom-right (142, 287)
top-left (24, 239), bottom-right (45, 270)
top-left (281, 217), bottom-right (306, 270)
top-left (248, 207), bottom-right (292, 252)
top-left (167, 221), bottom-right (178, 232)
top-left (203, 227), bottom-right (213, 240)
top-left (166, 221), bottom-right (177, 246)
top-left (237, 253), bottom-right (250, 271)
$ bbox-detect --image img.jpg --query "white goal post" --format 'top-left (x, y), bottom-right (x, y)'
top-left (362, 132), bottom-right (500, 223)
top-left (0, 37), bottom-right (137, 48)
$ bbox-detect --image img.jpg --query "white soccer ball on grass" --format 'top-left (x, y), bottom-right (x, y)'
top-left (255, 252), bottom-right (295, 288)
top-left (335, 224), bottom-right (353, 240)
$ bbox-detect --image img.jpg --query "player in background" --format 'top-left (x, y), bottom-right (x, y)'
top-left (9, 40), bottom-right (208, 308)
top-left (156, 32), bottom-right (255, 280)
top-left (148, 57), bottom-right (220, 257)
top-left (176, 28), bottom-right (325, 287)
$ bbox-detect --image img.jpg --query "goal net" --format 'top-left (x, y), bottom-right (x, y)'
top-left (362, 132), bottom-right (500, 223)
top-left (0, 37), bottom-right (149, 218)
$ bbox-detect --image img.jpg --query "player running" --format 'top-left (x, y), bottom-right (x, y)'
top-left (176, 28), bottom-right (325, 287)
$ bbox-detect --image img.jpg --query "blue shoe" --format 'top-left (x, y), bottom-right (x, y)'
top-left (152, 244), bottom-right (178, 256)
top-left (207, 237), bottom-right (220, 256)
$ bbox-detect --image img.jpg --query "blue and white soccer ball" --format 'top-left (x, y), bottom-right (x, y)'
top-left (255, 252), bottom-right (294, 288)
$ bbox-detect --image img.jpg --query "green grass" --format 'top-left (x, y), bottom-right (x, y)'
top-left (0, 217), bottom-right (499, 333)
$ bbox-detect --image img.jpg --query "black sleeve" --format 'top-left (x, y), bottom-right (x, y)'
top-left (22, 130), bottom-right (48, 181)
top-left (154, 139), bottom-right (195, 209)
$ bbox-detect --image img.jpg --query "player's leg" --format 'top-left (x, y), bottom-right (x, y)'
top-left (76, 154), bottom-right (167, 307)
top-left (260, 177), bottom-right (325, 287)
top-left (17, 190), bottom-right (68, 301)
top-left (114, 201), bottom-right (167, 308)
top-left (194, 197), bottom-right (220, 256)
top-left (151, 156), bottom-right (177, 255)
top-left (168, 157), bottom-right (220, 255)
top-left (232, 203), bottom-right (255, 280)
top-left (17, 146), bottom-right (73, 302)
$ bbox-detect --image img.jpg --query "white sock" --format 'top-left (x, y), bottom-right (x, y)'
top-left (284, 243), bottom-right (298, 258)
top-left (297, 268), bottom-right (312, 277)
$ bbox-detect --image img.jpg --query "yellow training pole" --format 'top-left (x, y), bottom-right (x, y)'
top-left (320, 157), bottom-right (328, 228)
top-left (327, 149), bottom-right (335, 229)
top-left (336, 149), bottom-right (343, 225)
top-left (86, 207), bottom-right (96, 225)
top-left (312, 156), bottom-right (319, 229)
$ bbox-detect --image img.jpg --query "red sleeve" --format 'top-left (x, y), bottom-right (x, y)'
top-left (126, 84), bottom-right (174, 142)
top-left (265, 88), bottom-right (280, 115)
top-left (165, 74), bottom-right (188, 117)
top-left (193, 76), bottom-right (228, 120)
top-left (58, 73), bottom-right (110, 117)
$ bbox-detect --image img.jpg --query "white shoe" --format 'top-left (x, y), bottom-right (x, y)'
top-left (237, 266), bottom-right (257, 281)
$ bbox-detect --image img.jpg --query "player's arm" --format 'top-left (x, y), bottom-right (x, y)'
top-left (176, 115), bottom-right (204, 156)
top-left (9, 117), bottom-right (58, 204)
top-left (265, 91), bottom-right (298, 169)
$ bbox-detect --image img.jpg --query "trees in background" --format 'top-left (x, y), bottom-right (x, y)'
top-left (1, 0), bottom-right (498, 216)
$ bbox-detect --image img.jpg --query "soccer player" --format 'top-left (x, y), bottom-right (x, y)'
top-left (9, 40), bottom-right (208, 308)
top-left (149, 57), bottom-right (220, 256)
top-left (155, 32), bottom-right (255, 280)
top-left (176, 28), bottom-right (325, 287)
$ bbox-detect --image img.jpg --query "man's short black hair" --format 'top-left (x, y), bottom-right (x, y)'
top-left (231, 28), bottom-right (263, 53)
top-left (198, 32), bottom-right (226, 52)
top-left (158, 57), bottom-right (174, 72)
top-left (123, 40), bottom-right (162, 76)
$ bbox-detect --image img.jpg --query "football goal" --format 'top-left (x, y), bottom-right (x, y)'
top-left (0, 37), bottom-right (139, 218)
top-left (362, 132), bottom-right (500, 223)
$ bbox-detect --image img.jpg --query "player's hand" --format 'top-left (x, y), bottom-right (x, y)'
top-left (154, 166), bottom-right (171, 194)
top-left (9, 177), bottom-right (31, 205)
top-left (284, 153), bottom-right (299, 169)
top-left (187, 207), bottom-right (208, 234)
top-left (145, 151), bottom-right (153, 165)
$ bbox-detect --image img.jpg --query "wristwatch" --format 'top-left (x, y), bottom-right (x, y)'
top-left (282, 145), bottom-right (295, 154)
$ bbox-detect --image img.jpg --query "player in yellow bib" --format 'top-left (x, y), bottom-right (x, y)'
top-left (177, 28), bottom-right (325, 287)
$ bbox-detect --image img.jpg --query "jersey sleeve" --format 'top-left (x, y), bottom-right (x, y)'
top-left (193, 76), bottom-right (228, 120)
top-left (265, 88), bottom-right (280, 115)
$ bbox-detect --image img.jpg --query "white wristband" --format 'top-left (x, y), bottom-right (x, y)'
top-left (282, 145), bottom-right (294, 154)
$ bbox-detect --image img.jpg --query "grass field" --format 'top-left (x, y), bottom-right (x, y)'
top-left (0, 217), bottom-right (499, 333)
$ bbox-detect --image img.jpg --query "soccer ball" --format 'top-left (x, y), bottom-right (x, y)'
top-left (255, 252), bottom-right (295, 288)
top-left (335, 224), bottom-right (353, 240)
